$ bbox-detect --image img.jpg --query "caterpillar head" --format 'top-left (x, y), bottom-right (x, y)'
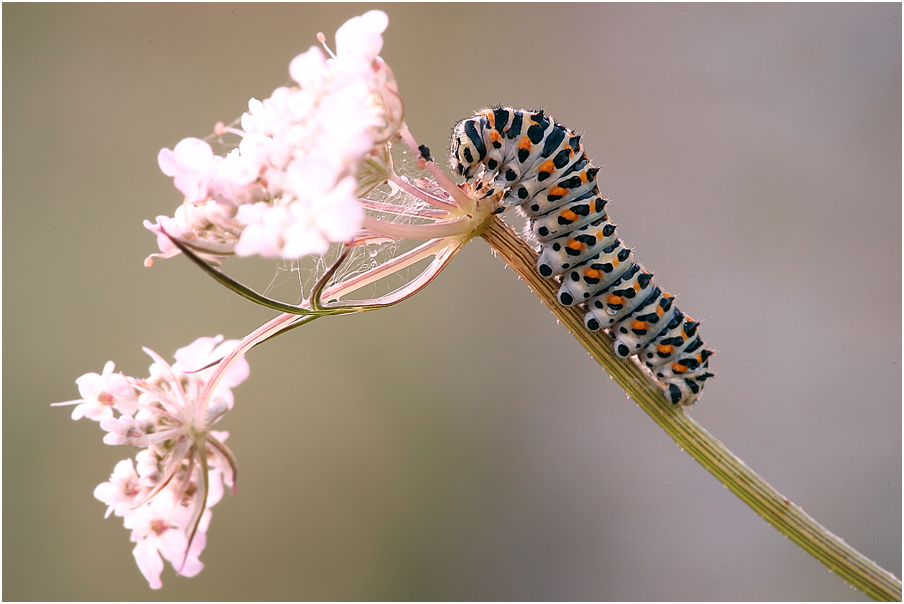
top-left (450, 116), bottom-right (487, 179)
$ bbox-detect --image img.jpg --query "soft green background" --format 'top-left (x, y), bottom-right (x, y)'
top-left (5, 4), bottom-right (900, 600)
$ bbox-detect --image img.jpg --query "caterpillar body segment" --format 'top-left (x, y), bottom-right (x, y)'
top-left (583, 264), bottom-right (657, 331)
top-left (555, 238), bottom-right (635, 302)
top-left (451, 107), bottom-right (714, 406)
top-left (529, 195), bottom-right (609, 242)
top-left (537, 217), bottom-right (619, 278)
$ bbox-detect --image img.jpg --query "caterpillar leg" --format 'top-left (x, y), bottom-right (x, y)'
top-left (662, 372), bottom-right (713, 406)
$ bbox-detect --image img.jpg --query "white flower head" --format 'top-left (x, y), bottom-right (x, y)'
top-left (56, 336), bottom-right (249, 589)
top-left (149, 10), bottom-right (401, 264)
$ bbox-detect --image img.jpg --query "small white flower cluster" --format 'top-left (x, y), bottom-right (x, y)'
top-left (54, 336), bottom-right (249, 589)
top-left (146, 10), bottom-right (402, 264)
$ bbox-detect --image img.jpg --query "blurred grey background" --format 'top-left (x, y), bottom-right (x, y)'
top-left (4, 4), bottom-right (900, 600)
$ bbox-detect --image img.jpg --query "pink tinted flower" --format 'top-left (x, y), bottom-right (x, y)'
top-left (157, 138), bottom-right (216, 203)
top-left (149, 10), bottom-right (401, 265)
top-left (126, 489), bottom-right (212, 589)
top-left (52, 361), bottom-right (139, 421)
top-left (94, 458), bottom-right (143, 518)
top-left (100, 414), bottom-right (152, 446)
top-left (282, 174), bottom-right (362, 258)
top-left (56, 336), bottom-right (249, 588)
top-left (172, 334), bottom-right (249, 414)
top-left (232, 202), bottom-right (291, 258)
top-left (288, 46), bottom-right (327, 90)
top-left (232, 166), bottom-right (364, 259)
top-left (335, 9), bottom-right (388, 61)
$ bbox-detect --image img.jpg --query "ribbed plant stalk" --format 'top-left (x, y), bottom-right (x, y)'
top-left (479, 216), bottom-right (901, 602)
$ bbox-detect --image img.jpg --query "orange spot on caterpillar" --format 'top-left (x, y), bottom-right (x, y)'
top-left (560, 209), bottom-right (579, 222)
top-left (538, 159), bottom-right (556, 174)
top-left (566, 240), bottom-right (585, 252)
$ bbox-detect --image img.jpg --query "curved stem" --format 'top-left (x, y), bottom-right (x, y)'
top-left (387, 173), bottom-right (456, 210)
top-left (159, 227), bottom-right (320, 316)
top-left (362, 214), bottom-right (472, 240)
top-left (320, 237), bottom-right (451, 302)
top-left (480, 216), bottom-right (901, 602)
top-left (329, 238), bottom-right (462, 309)
top-left (359, 197), bottom-right (450, 220)
top-left (310, 242), bottom-right (353, 311)
top-left (198, 312), bottom-right (303, 417)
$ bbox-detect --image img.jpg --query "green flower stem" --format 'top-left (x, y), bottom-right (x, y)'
top-left (479, 216), bottom-right (901, 602)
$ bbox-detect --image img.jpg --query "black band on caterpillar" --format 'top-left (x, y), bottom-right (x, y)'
top-left (451, 107), bottom-right (714, 406)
